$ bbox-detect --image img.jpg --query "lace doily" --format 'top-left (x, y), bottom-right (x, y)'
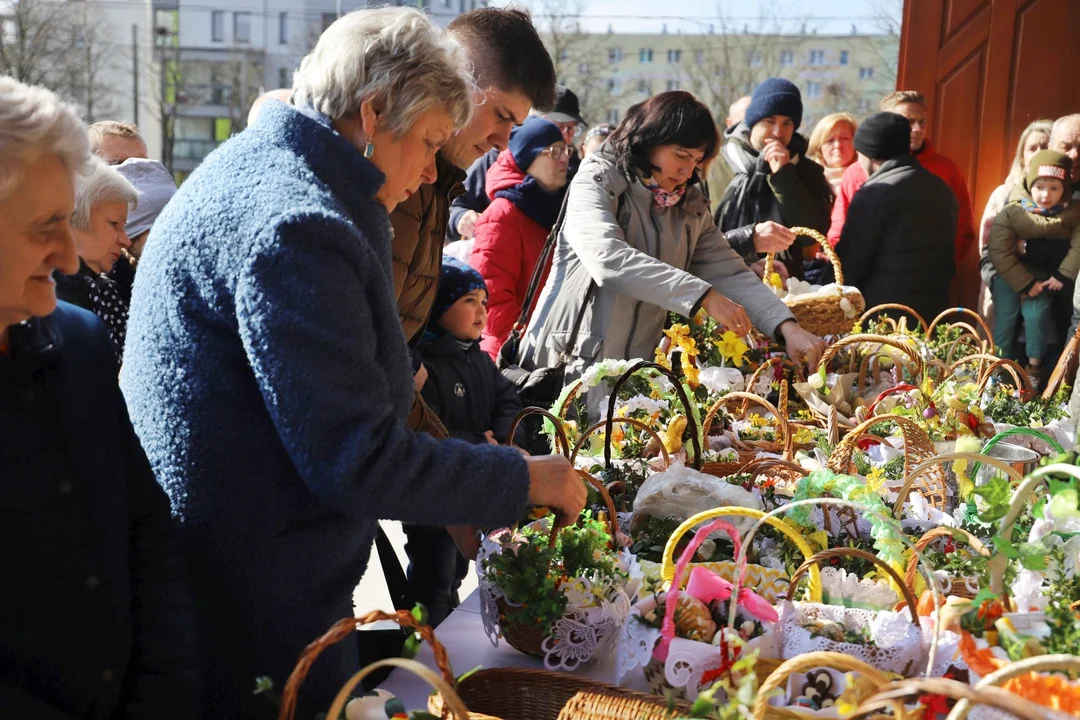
top-left (477, 524), bottom-right (630, 671)
top-left (779, 602), bottom-right (925, 676)
top-left (819, 567), bottom-right (899, 610)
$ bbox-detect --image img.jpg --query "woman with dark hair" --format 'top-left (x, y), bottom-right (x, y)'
top-left (520, 91), bottom-right (824, 400)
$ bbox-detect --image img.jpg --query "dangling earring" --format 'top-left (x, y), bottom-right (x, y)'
top-left (363, 141), bottom-right (375, 159)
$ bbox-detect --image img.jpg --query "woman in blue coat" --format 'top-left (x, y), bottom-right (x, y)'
top-left (120, 8), bottom-right (584, 716)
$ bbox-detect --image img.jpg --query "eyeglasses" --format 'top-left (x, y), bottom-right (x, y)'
top-left (541, 144), bottom-right (571, 160)
top-left (585, 126), bottom-right (612, 141)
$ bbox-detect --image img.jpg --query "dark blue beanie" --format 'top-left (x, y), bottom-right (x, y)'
top-left (745, 78), bottom-right (803, 132)
top-left (509, 116), bottom-right (564, 171)
top-left (432, 257), bottom-right (487, 323)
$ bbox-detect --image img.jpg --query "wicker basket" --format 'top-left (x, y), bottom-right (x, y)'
top-left (753, 651), bottom-right (920, 720)
top-left (852, 677), bottom-right (1047, 720)
top-left (903, 526), bottom-right (992, 602)
top-left (857, 303), bottom-right (930, 335)
top-left (926, 307), bottom-right (995, 348)
top-left (495, 469), bottom-right (621, 659)
top-left (951, 654), bottom-right (1080, 719)
top-left (891, 452), bottom-right (1022, 518)
top-left (764, 226), bottom-right (865, 337)
top-left (700, 391), bottom-right (793, 477)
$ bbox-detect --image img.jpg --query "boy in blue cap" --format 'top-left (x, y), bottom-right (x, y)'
top-left (404, 258), bottom-right (525, 624)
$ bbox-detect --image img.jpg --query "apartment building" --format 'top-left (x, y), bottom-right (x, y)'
top-left (549, 29), bottom-right (899, 130)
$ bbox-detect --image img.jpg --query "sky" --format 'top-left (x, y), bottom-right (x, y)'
top-left (492, 0), bottom-right (903, 36)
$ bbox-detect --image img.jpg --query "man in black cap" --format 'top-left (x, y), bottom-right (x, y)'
top-left (828, 111), bottom-right (959, 321)
top-left (447, 85), bottom-right (587, 243)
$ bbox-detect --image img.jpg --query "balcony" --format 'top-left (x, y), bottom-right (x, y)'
top-left (172, 138), bottom-right (221, 161)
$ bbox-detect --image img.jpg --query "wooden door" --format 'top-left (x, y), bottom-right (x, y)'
top-left (897, 0), bottom-right (1080, 309)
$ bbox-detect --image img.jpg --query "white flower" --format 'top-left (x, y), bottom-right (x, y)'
top-left (599, 394), bottom-right (669, 421)
top-left (1010, 569), bottom-right (1048, 611)
top-left (807, 373), bottom-right (825, 390)
top-left (580, 358), bottom-right (645, 388)
top-left (752, 374), bottom-right (773, 397)
top-left (699, 366), bottom-right (745, 394)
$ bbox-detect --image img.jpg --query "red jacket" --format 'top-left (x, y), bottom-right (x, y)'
top-left (826, 140), bottom-right (976, 264)
top-left (473, 151), bottom-right (553, 360)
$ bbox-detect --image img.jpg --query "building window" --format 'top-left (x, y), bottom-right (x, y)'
top-left (667, 48), bottom-right (681, 63)
top-left (639, 47), bottom-right (653, 63)
top-left (606, 108), bottom-right (619, 124)
top-left (277, 12), bottom-right (287, 44)
top-left (839, 49), bottom-right (849, 65)
top-left (779, 50), bottom-right (793, 65)
top-left (210, 11), bottom-right (224, 42)
top-left (806, 81), bottom-right (822, 98)
top-left (666, 79), bottom-right (680, 91)
top-left (749, 51), bottom-right (762, 66)
top-left (694, 49), bottom-right (705, 64)
top-left (559, 48), bottom-right (569, 63)
top-left (606, 77), bottom-right (621, 94)
top-left (637, 78), bottom-right (649, 93)
top-left (321, 13), bottom-right (335, 33)
top-left (859, 66), bottom-right (875, 80)
top-left (608, 47), bottom-right (621, 63)
top-left (278, 67), bottom-right (289, 89)
top-left (578, 62), bottom-right (588, 74)
top-left (234, 12), bottom-right (251, 43)
top-left (809, 49), bottom-right (825, 65)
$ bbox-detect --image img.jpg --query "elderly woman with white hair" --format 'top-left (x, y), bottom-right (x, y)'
top-left (0, 77), bottom-right (198, 718)
top-left (120, 7), bottom-right (583, 715)
top-left (55, 157), bottom-right (137, 360)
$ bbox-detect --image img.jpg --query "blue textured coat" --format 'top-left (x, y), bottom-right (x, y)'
top-left (120, 101), bottom-right (530, 717)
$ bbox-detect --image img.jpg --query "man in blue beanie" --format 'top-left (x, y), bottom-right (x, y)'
top-left (715, 77), bottom-right (833, 281)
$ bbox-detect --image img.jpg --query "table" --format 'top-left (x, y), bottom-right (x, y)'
top-left (377, 590), bottom-right (645, 711)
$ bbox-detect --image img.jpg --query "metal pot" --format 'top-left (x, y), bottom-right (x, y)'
top-left (979, 442), bottom-right (1040, 482)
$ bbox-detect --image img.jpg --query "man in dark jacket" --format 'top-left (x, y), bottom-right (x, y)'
top-left (410, 259), bottom-right (524, 625)
top-left (828, 112), bottom-right (958, 321)
top-left (446, 84), bottom-right (585, 243)
top-left (390, 7), bottom-right (555, 442)
top-left (715, 78), bottom-right (833, 280)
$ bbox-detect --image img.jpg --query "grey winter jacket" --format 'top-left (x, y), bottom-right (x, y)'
top-left (520, 147), bottom-right (795, 381)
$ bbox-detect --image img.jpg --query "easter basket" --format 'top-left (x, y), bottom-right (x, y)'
top-left (763, 227), bottom-right (864, 337)
top-left (477, 470), bottom-right (631, 671)
top-left (619, 508), bottom-right (823, 701)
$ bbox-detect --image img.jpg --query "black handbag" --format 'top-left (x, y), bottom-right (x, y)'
top-left (496, 190), bottom-right (593, 410)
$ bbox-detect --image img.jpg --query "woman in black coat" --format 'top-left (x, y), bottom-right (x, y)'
top-left (0, 77), bottom-right (198, 719)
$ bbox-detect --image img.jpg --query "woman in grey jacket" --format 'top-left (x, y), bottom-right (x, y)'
top-left (522, 92), bottom-right (824, 387)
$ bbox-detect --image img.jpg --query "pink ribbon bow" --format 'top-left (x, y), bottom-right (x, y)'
top-left (654, 519), bottom-right (778, 662)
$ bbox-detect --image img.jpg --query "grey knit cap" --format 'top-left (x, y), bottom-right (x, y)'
top-left (115, 158), bottom-right (177, 239)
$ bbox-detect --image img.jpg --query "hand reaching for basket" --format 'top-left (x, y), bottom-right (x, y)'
top-left (701, 288), bottom-right (752, 336)
top-left (526, 455), bottom-right (588, 535)
top-left (752, 221), bottom-right (796, 254)
top-left (779, 320), bottom-right (826, 371)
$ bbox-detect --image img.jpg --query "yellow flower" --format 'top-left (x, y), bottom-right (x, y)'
top-left (808, 530), bottom-right (830, 552)
top-left (835, 672), bottom-right (879, 717)
top-left (749, 414), bottom-right (770, 428)
top-left (654, 346), bottom-right (672, 371)
top-left (663, 415), bottom-right (687, 453)
top-left (866, 466), bottom-right (887, 495)
top-left (713, 331), bottom-right (749, 368)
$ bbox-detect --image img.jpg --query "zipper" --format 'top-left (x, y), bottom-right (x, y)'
top-left (624, 201), bottom-right (663, 358)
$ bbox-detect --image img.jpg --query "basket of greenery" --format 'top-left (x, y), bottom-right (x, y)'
top-left (477, 470), bottom-right (632, 671)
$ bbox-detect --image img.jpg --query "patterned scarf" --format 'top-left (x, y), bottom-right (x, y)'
top-left (1018, 197), bottom-right (1067, 217)
top-left (641, 176), bottom-right (687, 207)
top-left (82, 267), bottom-right (129, 362)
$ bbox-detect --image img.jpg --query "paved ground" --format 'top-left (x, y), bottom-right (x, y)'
top-left (351, 521), bottom-right (478, 617)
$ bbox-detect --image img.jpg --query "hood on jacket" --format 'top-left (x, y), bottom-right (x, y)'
top-left (486, 150), bottom-right (527, 200)
top-left (723, 122), bottom-right (811, 175)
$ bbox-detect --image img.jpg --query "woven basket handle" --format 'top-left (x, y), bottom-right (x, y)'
top-left (606, 361), bottom-right (702, 470)
top-left (739, 456), bottom-right (809, 480)
top-left (975, 357), bottom-right (1032, 396)
top-left (817, 333), bottom-right (924, 381)
top-left (744, 355), bottom-right (807, 396)
top-left (857, 304), bottom-right (929, 333)
top-left (571, 417), bottom-right (671, 470)
top-left (826, 413), bottom-right (930, 481)
top-left (752, 651), bottom-right (892, 720)
top-left (762, 226), bottom-right (840, 285)
top-left (903, 526), bottom-right (990, 591)
top-left (701, 391), bottom-right (791, 459)
top-left (278, 611), bottom-right (454, 720)
top-left (853, 678), bottom-right (1048, 720)
top-left (927, 307), bottom-right (994, 344)
top-left (538, 469), bottom-right (619, 549)
top-left (508, 407), bottom-right (571, 458)
top-left (327, 658), bottom-right (470, 720)
top-left (786, 547), bottom-right (918, 619)
top-left (950, 654), bottom-right (1080, 720)
top-left (891, 452), bottom-right (1023, 518)
top-left (659, 506), bottom-right (821, 603)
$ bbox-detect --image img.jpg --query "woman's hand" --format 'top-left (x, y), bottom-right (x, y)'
top-left (701, 288), bottom-right (752, 336)
top-left (526, 455), bottom-right (587, 534)
top-left (779, 320), bottom-right (826, 371)
top-left (752, 221), bottom-right (796, 254)
top-left (456, 210), bottom-right (479, 239)
top-left (1042, 277), bottom-right (1064, 292)
top-left (1028, 282), bottom-right (1044, 298)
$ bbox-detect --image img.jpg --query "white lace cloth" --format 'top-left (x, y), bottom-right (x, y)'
top-left (778, 602), bottom-right (926, 676)
top-left (476, 521), bottom-right (631, 672)
top-left (819, 567), bottom-right (899, 610)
